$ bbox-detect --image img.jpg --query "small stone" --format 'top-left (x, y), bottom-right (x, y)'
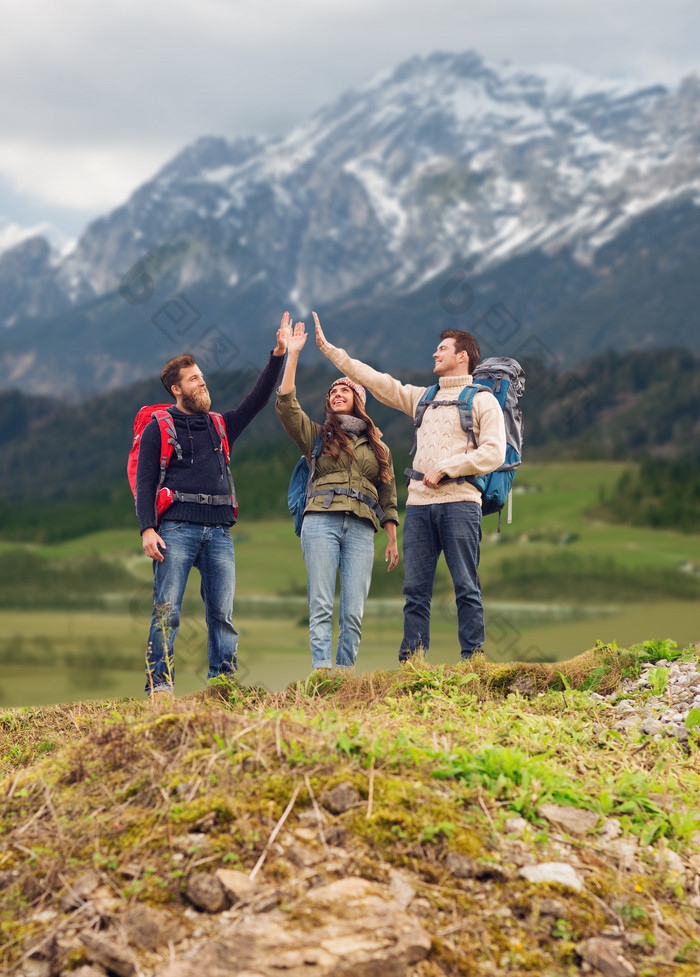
top-left (504, 816), bottom-right (528, 836)
top-left (20, 962), bottom-right (51, 977)
top-left (284, 842), bottom-right (324, 868)
top-left (613, 718), bottom-right (639, 733)
top-left (171, 833), bottom-right (211, 852)
top-left (539, 803), bottom-right (599, 836)
top-left (540, 897), bottom-right (569, 918)
top-left (81, 933), bottom-right (136, 977)
top-left (614, 700), bottom-right (635, 713)
top-left (577, 936), bottom-right (636, 976)
top-left (598, 818), bottom-right (622, 843)
top-left (184, 872), bottom-right (229, 913)
top-left (320, 783), bottom-right (360, 814)
top-left (305, 877), bottom-right (374, 906)
top-left (215, 869), bottom-right (257, 905)
top-left (323, 824), bottom-right (347, 846)
top-left (520, 862), bottom-right (583, 891)
top-left (388, 868), bottom-right (415, 909)
top-left (445, 852), bottom-right (476, 878)
top-left (60, 870), bottom-right (102, 911)
top-left (123, 904), bottom-right (177, 950)
top-left (641, 718), bottom-right (663, 736)
top-left (656, 848), bottom-right (685, 875)
top-left (608, 838), bottom-right (639, 869)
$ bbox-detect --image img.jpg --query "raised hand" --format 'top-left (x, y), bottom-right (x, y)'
top-left (288, 320), bottom-right (308, 356)
top-left (274, 311), bottom-right (292, 356)
top-left (312, 311), bottom-right (326, 348)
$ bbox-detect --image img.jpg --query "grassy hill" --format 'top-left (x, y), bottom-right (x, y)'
top-left (2, 646), bottom-right (700, 976)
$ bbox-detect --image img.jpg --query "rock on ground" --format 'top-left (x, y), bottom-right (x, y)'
top-left (155, 877), bottom-right (430, 977)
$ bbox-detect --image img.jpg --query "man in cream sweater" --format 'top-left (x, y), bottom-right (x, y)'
top-left (313, 313), bottom-right (506, 663)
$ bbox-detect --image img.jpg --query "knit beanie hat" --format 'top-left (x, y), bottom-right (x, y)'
top-left (328, 377), bottom-right (366, 406)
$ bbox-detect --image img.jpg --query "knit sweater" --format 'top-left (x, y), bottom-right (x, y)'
top-left (318, 341), bottom-right (506, 507)
top-left (136, 351), bottom-right (283, 533)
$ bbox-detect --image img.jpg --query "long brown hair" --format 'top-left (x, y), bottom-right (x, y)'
top-left (320, 391), bottom-right (392, 484)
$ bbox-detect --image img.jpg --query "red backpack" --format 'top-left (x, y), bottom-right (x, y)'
top-left (127, 405), bottom-right (235, 521)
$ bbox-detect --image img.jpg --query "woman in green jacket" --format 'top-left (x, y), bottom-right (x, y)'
top-left (276, 314), bottom-right (399, 670)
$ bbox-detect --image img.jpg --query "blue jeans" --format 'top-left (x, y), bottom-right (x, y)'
top-left (145, 521), bottom-right (237, 694)
top-left (399, 502), bottom-right (483, 662)
top-left (300, 512), bottom-right (375, 669)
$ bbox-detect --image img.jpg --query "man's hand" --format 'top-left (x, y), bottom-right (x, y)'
top-left (274, 312), bottom-right (291, 355)
top-left (312, 311), bottom-right (326, 348)
top-left (142, 527), bottom-right (166, 562)
top-left (422, 468), bottom-right (444, 490)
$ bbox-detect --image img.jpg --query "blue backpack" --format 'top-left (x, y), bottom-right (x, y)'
top-left (288, 434), bottom-right (323, 536)
top-left (405, 356), bottom-right (525, 528)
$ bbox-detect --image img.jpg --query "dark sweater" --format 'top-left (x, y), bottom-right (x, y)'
top-left (136, 351), bottom-right (283, 533)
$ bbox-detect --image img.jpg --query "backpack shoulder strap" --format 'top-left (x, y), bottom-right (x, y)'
top-left (209, 411), bottom-right (230, 462)
top-left (308, 431), bottom-right (323, 483)
top-left (152, 409), bottom-right (183, 490)
top-left (410, 384), bottom-right (439, 457)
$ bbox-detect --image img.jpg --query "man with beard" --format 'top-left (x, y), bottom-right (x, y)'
top-left (136, 331), bottom-right (286, 696)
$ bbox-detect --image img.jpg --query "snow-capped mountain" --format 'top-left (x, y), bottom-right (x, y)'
top-left (2, 50), bottom-right (700, 395)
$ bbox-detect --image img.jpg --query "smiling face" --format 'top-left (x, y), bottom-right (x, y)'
top-left (172, 363), bottom-right (211, 414)
top-left (433, 337), bottom-right (470, 377)
top-left (328, 383), bottom-right (356, 415)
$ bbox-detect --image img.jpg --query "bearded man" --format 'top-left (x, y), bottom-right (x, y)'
top-left (136, 332), bottom-right (286, 696)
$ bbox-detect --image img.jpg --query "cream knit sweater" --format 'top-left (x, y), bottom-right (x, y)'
top-left (319, 341), bottom-right (506, 507)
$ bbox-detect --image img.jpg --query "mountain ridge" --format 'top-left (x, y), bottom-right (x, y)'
top-left (1, 50), bottom-right (699, 395)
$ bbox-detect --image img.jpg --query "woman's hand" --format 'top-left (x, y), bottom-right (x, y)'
top-left (312, 311), bottom-right (326, 348)
top-left (385, 539), bottom-right (399, 572)
top-left (288, 320), bottom-right (308, 356)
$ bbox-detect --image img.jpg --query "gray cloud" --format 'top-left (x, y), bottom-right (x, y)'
top-left (0, 0), bottom-right (697, 233)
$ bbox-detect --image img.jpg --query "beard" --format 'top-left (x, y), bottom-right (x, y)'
top-left (182, 388), bottom-right (211, 414)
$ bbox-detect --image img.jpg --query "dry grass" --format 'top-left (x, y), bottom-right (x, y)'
top-left (2, 645), bottom-right (700, 975)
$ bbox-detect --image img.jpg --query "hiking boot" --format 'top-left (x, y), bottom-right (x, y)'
top-left (460, 647), bottom-right (485, 662)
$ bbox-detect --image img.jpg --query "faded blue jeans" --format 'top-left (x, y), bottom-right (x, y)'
top-left (145, 520), bottom-right (237, 694)
top-left (399, 502), bottom-right (483, 662)
top-left (300, 512), bottom-right (375, 669)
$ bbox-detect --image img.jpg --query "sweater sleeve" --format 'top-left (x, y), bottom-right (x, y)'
top-left (434, 391), bottom-right (507, 480)
top-left (378, 448), bottom-right (399, 527)
top-left (135, 420), bottom-right (161, 533)
top-left (319, 340), bottom-right (424, 418)
top-left (223, 351), bottom-right (284, 443)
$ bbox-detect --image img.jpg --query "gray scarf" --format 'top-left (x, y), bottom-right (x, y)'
top-left (337, 415), bottom-right (367, 440)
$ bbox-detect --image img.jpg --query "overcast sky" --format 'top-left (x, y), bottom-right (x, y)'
top-left (1, 0), bottom-right (698, 241)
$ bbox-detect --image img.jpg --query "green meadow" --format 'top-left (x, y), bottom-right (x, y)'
top-left (1, 462), bottom-right (698, 708)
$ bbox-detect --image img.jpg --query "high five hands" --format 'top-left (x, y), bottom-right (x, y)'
top-left (279, 311), bottom-right (308, 355)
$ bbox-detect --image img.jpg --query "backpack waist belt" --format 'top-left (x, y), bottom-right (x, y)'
top-left (171, 492), bottom-right (233, 505)
top-left (405, 465), bottom-right (519, 485)
top-left (404, 467), bottom-right (468, 486)
top-left (308, 487), bottom-right (385, 522)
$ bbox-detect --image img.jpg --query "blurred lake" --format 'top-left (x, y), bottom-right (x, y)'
top-left (1, 598), bottom-right (696, 708)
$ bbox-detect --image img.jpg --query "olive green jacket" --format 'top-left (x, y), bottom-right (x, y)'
top-left (276, 388), bottom-right (399, 531)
